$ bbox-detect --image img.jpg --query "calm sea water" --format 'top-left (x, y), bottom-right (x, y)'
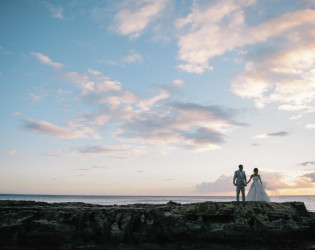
top-left (1, 194), bottom-right (314, 212)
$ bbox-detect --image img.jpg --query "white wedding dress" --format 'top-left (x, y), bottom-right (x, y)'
top-left (247, 176), bottom-right (270, 202)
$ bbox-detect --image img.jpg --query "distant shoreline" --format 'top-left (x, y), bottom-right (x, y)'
top-left (2, 193), bottom-right (315, 197)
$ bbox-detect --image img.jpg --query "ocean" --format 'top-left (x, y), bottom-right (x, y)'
top-left (1, 194), bottom-right (315, 212)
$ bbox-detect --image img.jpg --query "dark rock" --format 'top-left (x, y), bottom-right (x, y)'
top-left (0, 200), bottom-right (314, 249)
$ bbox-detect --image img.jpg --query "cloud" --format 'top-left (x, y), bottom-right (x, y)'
top-left (253, 131), bottom-right (289, 139)
top-left (45, 2), bottom-right (64, 19)
top-left (306, 124), bottom-right (315, 129)
top-left (122, 50), bottom-right (143, 63)
top-left (175, 1), bottom-right (315, 116)
top-left (257, 171), bottom-right (315, 191)
top-left (62, 70), bottom-right (122, 95)
top-left (1, 150), bottom-right (19, 155)
top-left (117, 102), bottom-right (245, 151)
top-left (11, 112), bottom-right (21, 117)
top-left (28, 93), bottom-right (42, 102)
top-left (176, 1), bottom-right (315, 75)
top-left (22, 119), bottom-right (100, 139)
top-left (175, 0), bottom-right (255, 73)
top-left (195, 175), bottom-right (233, 194)
top-left (80, 145), bottom-right (143, 159)
top-left (299, 161), bottom-right (315, 167)
top-left (29, 63), bottom-right (244, 152)
top-left (0, 45), bottom-right (12, 55)
top-left (229, 10), bottom-right (315, 114)
top-left (304, 172), bottom-right (315, 182)
top-left (172, 79), bottom-right (184, 86)
top-left (31, 52), bottom-right (63, 70)
top-left (196, 170), bottom-right (315, 195)
top-left (112, 0), bottom-right (170, 39)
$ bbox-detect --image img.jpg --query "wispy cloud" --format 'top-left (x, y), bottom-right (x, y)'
top-left (304, 172), bottom-right (315, 182)
top-left (0, 45), bottom-right (12, 55)
top-left (44, 2), bottom-right (64, 19)
top-left (31, 52), bottom-right (64, 70)
top-left (299, 161), bottom-right (315, 167)
top-left (1, 149), bottom-right (19, 155)
top-left (22, 119), bottom-right (100, 139)
top-left (25, 54), bottom-right (245, 153)
top-left (11, 112), bottom-right (21, 117)
top-left (117, 102), bottom-right (245, 151)
top-left (80, 145), bottom-right (143, 159)
top-left (122, 50), bottom-right (143, 64)
top-left (112, 0), bottom-right (170, 39)
top-left (61, 67), bottom-right (244, 151)
top-left (28, 93), bottom-right (42, 102)
top-left (253, 131), bottom-right (289, 139)
top-left (172, 79), bottom-right (184, 86)
top-left (306, 124), bottom-right (315, 129)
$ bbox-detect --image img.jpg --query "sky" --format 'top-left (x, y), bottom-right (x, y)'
top-left (1, 0), bottom-right (315, 196)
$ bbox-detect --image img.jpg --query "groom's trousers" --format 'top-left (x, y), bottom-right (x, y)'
top-left (236, 185), bottom-right (245, 202)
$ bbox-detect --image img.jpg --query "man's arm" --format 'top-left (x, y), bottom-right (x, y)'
top-left (233, 171), bottom-right (237, 186)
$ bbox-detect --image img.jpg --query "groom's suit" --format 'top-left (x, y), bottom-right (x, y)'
top-left (233, 170), bottom-right (247, 202)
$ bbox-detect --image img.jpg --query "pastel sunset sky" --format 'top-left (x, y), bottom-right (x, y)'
top-left (1, 0), bottom-right (315, 196)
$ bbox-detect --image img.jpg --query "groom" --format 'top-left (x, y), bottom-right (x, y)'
top-left (233, 164), bottom-right (247, 202)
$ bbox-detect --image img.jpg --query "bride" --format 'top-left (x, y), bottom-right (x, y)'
top-left (247, 168), bottom-right (270, 202)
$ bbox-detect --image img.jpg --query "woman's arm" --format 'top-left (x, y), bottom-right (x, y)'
top-left (247, 175), bottom-right (253, 184)
top-left (258, 174), bottom-right (262, 184)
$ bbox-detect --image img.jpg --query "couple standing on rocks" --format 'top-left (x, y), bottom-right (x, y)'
top-left (233, 164), bottom-right (270, 203)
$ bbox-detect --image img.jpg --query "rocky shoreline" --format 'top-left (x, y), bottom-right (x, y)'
top-left (1, 200), bottom-right (315, 249)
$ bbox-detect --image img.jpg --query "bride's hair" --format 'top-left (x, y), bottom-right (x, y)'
top-left (253, 168), bottom-right (258, 173)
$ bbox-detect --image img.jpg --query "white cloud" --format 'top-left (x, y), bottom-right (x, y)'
top-left (0, 45), bottom-right (12, 55)
top-left (175, 0), bottom-right (255, 73)
top-left (28, 62), bottom-right (244, 152)
top-left (31, 52), bottom-right (63, 70)
top-left (112, 0), bottom-right (170, 39)
top-left (231, 43), bottom-right (315, 112)
top-left (117, 102), bottom-right (244, 151)
top-left (1, 149), bottom-right (19, 155)
top-left (62, 70), bottom-right (122, 95)
top-left (195, 175), bottom-right (233, 194)
top-left (306, 124), bottom-right (315, 129)
top-left (45, 3), bottom-right (64, 19)
top-left (11, 112), bottom-right (21, 117)
top-left (196, 170), bottom-right (315, 195)
top-left (80, 145), bottom-right (143, 159)
top-left (62, 67), bottom-right (244, 151)
top-left (77, 114), bottom-right (110, 128)
top-left (23, 119), bottom-right (100, 139)
top-left (172, 79), bottom-right (184, 86)
top-left (122, 50), bottom-right (143, 64)
top-left (175, 0), bottom-right (315, 84)
top-left (227, 9), bottom-right (315, 115)
top-left (28, 93), bottom-right (42, 102)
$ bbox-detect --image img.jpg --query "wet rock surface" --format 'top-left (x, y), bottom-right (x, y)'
top-left (0, 200), bottom-right (315, 249)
